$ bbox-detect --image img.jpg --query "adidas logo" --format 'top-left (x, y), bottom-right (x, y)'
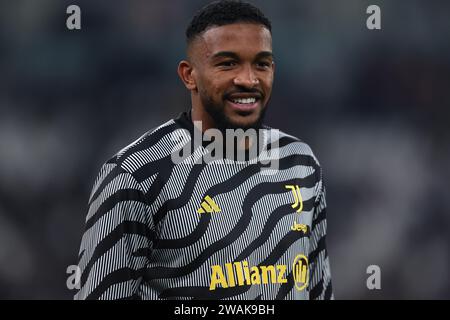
top-left (197, 195), bottom-right (221, 214)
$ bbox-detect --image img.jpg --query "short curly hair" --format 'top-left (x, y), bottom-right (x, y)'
top-left (186, 0), bottom-right (272, 44)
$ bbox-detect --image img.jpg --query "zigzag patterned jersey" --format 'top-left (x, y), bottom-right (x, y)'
top-left (75, 111), bottom-right (333, 300)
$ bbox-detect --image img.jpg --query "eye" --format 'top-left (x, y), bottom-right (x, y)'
top-left (256, 61), bottom-right (272, 69)
top-left (217, 61), bottom-right (237, 68)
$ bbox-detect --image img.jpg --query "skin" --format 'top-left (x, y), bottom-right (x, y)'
top-left (177, 23), bottom-right (275, 134)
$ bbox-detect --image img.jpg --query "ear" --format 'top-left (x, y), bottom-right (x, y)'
top-left (177, 60), bottom-right (197, 91)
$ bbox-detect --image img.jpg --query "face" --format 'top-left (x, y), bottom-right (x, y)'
top-left (180, 23), bottom-right (275, 131)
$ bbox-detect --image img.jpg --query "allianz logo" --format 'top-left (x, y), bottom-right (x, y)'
top-left (209, 255), bottom-right (309, 291)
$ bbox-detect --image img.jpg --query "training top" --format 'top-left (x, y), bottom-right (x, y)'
top-left (74, 111), bottom-right (333, 300)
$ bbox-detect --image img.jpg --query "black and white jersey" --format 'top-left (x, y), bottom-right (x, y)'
top-left (74, 111), bottom-right (333, 300)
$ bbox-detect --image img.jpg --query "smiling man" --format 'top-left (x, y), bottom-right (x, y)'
top-left (75, 0), bottom-right (333, 300)
top-left (179, 21), bottom-right (273, 131)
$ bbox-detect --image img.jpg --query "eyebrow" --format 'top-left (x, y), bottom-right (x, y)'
top-left (211, 51), bottom-right (274, 61)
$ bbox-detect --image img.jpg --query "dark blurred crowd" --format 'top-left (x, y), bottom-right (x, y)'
top-left (0, 0), bottom-right (449, 299)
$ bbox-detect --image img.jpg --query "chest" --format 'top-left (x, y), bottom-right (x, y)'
top-left (153, 161), bottom-right (316, 249)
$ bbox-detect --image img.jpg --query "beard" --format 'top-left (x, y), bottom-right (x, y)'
top-left (199, 89), bottom-right (267, 132)
top-left (197, 87), bottom-right (269, 161)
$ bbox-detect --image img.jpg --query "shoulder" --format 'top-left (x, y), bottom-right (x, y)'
top-left (104, 118), bottom-right (186, 176)
top-left (264, 125), bottom-right (325, 201)
top-left (263, 125), bottom-right (322, 168)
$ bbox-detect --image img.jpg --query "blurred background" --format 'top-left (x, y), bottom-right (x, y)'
top-left (0, 0), bottom-right (449, 299)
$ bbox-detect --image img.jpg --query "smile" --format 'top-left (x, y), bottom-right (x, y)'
top-left (226, 98), bottom-right (259, 112)
top-left (230, 97), bottom-right (257, 104)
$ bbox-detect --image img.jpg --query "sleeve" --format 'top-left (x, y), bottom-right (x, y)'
top-left (308, 164), bottom-right (334, 300)
top-left (74, 161), bottom-right (155, 300)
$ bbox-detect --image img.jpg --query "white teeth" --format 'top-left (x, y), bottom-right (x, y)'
top-left (231, 98), bottom-right (256, 104)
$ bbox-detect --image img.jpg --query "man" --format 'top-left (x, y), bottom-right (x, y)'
top-left (75, 0), bottom-right (333, 300)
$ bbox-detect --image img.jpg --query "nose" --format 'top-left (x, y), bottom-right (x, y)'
top-left (233, 65), bottom-right (259, 88)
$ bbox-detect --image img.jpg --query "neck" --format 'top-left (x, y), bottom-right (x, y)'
top-left (191, 102), bottom-right (215, 133)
